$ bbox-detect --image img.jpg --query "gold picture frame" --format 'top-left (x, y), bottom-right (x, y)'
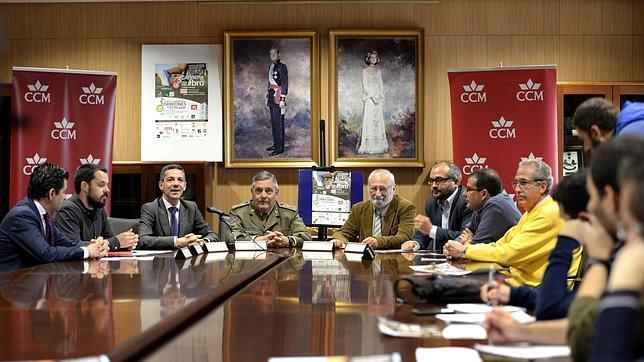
top-left (329, 29), bottom-right (424, 167)
top-left (224, 30), bottom-right (319, 168)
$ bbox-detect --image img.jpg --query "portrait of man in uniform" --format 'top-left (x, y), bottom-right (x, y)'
top-left (224, 31), bottom-right (319, 167)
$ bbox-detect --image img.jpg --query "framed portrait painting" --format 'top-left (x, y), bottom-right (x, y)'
top-left (329, 29), bottom-right (424, 167)
top-left (224, 30), bottom-right (319, 168)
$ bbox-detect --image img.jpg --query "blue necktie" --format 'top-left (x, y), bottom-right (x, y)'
top-left (169, 207), bottom-right (179, 237)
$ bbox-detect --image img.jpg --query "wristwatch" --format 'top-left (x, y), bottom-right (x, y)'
top-left (288, 236), bottom-right (297, 248)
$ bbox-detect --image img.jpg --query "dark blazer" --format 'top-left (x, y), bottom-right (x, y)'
top-left (0, 198), bottom-right (84, 273)
top-left (138, 197), bottom-right (217, 249)
top-left (412, 185), bottom-right (473, 250)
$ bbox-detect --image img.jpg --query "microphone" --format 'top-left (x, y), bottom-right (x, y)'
top-left (207, 205), bottom-right (229, 217)
top-left (207, 205), bottom-right (265, 251)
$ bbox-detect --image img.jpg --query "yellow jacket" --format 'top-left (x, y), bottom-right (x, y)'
top-left (465, 196), bottom-right (578, 287)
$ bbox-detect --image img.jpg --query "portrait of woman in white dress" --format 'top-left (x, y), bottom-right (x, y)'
top-left (357, 50), bottom-right (388, 154)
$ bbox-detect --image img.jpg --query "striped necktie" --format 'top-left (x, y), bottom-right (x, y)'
top-left (373, 209), bottom-right (382, 237)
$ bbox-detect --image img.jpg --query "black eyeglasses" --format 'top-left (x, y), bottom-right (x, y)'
top-left (511, 179), bottom-right (544, 189)
top-left (427, 177), bottom-right (453, 185)
top-left (465, 187), bottom-right (484, 193)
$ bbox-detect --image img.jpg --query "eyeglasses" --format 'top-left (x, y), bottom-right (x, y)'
top-left (369, 186), bottom-right (390, 193)
top-left (465, 187), bottom-right (484, 193)
top-left (511, 179), bottom-right (544, 189)
top-left (427, 177), bottom-right (453, 185)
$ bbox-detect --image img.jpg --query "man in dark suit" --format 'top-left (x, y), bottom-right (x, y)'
top-left (402, 161), bottom-right (473, 251)
top-left (266, 47), bottom-right (288, 156)
top-left (0, 162), bottom-right (107, 273)
top-left (138, 164), bottom-right (218, 249)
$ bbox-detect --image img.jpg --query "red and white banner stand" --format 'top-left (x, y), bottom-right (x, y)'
top-left (10, 67), bottom-right (117, 209)
top-left (448, 65), bottom-right (558, 205)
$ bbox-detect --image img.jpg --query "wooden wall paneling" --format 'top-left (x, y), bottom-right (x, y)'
top-left (486, 0), bottom-right (560, 35)
top-left (558, 35), bottom-right (633, 81)
top-left (422, 0), bottom-right (486, 36)
top-left (634, 36), bottom-right (644, 81)
top-left (2, 0), bottom-right (643, 222)
top-left (560, 0), bottom-right (632, 35)
top-left (485, 36), bottom-right (560, 68)
top-left (634, 1), bottom-right (644, 35)
top-left (338, 3), bottom-right (420, 28)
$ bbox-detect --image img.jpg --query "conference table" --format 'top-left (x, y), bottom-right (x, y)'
top-left (0, 248), bottom-right (565, 361)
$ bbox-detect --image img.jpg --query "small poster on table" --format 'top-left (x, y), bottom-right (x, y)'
top-left (311, 170), bottom-right (351, 226)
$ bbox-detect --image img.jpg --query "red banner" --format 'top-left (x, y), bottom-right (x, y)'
top-left (448, 66), bottom-right (558, 203)
top-left (10, 67), bottom-right (116, 209)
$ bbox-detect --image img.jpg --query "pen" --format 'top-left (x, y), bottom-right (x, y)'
top-left (487, 265), bottom-right (495, 306)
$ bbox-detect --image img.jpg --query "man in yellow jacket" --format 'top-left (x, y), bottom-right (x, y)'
top-left (444, 159), bottom-right (581, 287)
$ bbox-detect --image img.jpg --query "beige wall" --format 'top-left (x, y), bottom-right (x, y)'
top-left (1, 0), bottom-right (643, 219)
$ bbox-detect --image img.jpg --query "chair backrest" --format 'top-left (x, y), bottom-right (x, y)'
top-left (109, 217), bottom-right (140, 235)
top-left (219, 216), bottom-right (231, 243)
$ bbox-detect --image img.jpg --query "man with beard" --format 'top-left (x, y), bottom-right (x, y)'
top-left (572, 97), bottom-right (617, 155)
top-left (0, 162), bottom-right (107, 272)
top-left (138, 164), bottom-right (218, 249)
top-left (402, 161), bottom-right (472, 251)
top-left (54, 164), bottom-right (138, 251)
top-left (483, 137), bottom-right (644, 362)
top-left (444, 159), bottom-right (578, 287)
top-left (227, 171), bottom-right (311, 247)
top-left (331, 169), bottom-right (415, 249)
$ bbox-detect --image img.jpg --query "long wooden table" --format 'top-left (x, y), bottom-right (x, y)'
top-left (0, 249), bottom-right (563, 362)
top-left (0, 250), bottom-right (287, 361)
top-left (144, 252), bottom-right (484, 362)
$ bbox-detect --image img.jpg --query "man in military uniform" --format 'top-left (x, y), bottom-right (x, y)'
top-left (227, 171), bottom-right (310, 247)
top-left (266, 47), bottom-right (288, 156)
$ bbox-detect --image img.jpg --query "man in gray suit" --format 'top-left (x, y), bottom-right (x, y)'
top-left (138, 164), bottom-right (217, 249)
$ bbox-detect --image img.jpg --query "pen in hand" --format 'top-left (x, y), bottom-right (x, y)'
top-left (487, 265), bottom-right (495, 306)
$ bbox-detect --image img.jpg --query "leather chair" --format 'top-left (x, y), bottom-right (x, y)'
top-left (108, 217), bottom-right (140, 235)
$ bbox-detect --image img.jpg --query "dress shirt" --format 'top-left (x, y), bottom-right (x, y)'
top-left (162, 197), bottom-right (180, 247)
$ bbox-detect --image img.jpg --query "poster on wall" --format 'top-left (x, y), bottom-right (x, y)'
top-left (141, 45), bottom-right (223, 161)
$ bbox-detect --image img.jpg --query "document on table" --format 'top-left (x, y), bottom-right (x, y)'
top-left (132, 250), bottom-right (174, 256)
top-left (437, 310), bottom-right (535, 324)
top-left (374, 249), bottom-right (404, 254)
top-left (409, 262), bottom-right (471, 275)
top-left (416, 347), bottom-right (482, 362)
top-left (474, 343), bottom-right (571, 359)
top-left (377, 316), bottom-right (442, 338)
top-left (441, 324), bottom-right (487, 339)
top-left (101, 256), bottom-right (155, 261)
top-left (447, 303), bottom-right (525, 314)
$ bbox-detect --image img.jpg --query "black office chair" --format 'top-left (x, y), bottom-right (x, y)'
top-left (108, 217), bottom-right (140, 235)
top-left (218, 216), bottom-right (231, 243)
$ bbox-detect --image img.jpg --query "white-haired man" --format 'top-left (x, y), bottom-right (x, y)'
top-left (444, 159), bottom-right (581, 287)
top-left (331, 169), bottom-right (415, 249)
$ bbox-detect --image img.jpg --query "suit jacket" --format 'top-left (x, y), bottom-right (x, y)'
top-left (333, 195), bottom-right (415, 249)
top-left (0, 198), bottom-right (84, 273)
top-left (412, 185), bottom-right (473, 250)
top-left (138, 197), bottom-right (218, 249)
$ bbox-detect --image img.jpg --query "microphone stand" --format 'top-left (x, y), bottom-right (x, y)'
top-left (208, 206), bottom-right (266, 252)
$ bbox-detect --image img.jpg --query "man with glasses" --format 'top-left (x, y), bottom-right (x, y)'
top-left (458, 168), bottom-right (520, 245)
top-left (444, 159), bottom-right (571, 287)
top-left (331, 169), bottom-right (415, 249)
top-left (402, 161), bottom-right (472, 251)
